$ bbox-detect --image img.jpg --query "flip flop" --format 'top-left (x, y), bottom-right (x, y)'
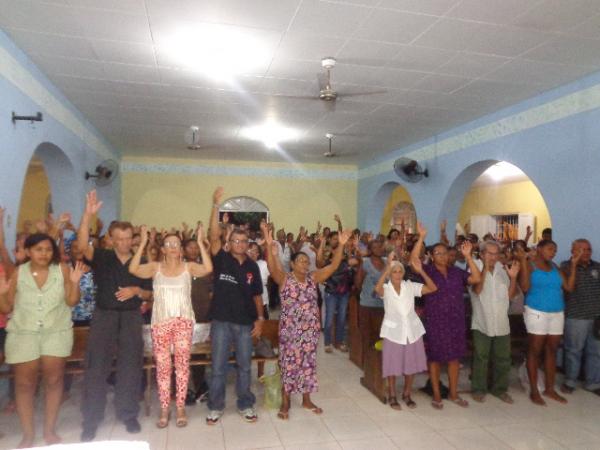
top-left (303, 405), bottom-right (323, 415)
top-left (277, 410), bottom-right (289, 420)
top-left (449, 396), bottom-right (469, 408)
top-left (402, 395), bottom-right (416, 409)
top-left (431, 399), bottom-right (444, 410)
top-left (388, 397), bottom-right (402, 410)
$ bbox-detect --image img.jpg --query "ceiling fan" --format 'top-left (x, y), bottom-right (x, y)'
top-left (301, 133), bottom-right (358, 160)
top-left (276, 57), bottom-right (386, 111)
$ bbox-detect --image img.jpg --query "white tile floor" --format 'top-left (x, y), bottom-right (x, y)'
top-left (1, 342), bottom-right (599, 450)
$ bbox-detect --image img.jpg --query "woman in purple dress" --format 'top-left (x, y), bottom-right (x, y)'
top-left (262, 221), bottom-right (352, 420)
top-left (410, 223), bottom-right (481, 409)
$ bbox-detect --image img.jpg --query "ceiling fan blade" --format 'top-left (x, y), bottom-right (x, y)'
top-left (271, 94), bottom-right (321, 101)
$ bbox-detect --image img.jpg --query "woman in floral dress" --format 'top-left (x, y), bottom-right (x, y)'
top-left (262, 221), bottom-right (352, 420)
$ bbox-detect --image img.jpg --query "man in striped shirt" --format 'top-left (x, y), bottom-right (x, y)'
top-left (560, 239), bottom-right (600, 395)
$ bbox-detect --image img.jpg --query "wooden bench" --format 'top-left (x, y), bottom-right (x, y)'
top-left (0, 321), bottom-right (280, 417)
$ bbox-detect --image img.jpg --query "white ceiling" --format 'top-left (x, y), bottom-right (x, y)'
top-left (2, 0), bottom-right (600, 164)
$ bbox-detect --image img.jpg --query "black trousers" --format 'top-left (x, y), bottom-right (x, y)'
top-left (81, 308), bottom-right (143, 428)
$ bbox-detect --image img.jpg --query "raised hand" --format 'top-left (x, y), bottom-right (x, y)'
top-left (338, 229), bottom-right (352, 245)
top-left (417, 221), bottom-right (427, 238)
top-left (69, 261), bottom-right (86, 284)
top-left (139, 225), bottom-right (149, 244)
top-left (411, 256), bottom-right (423, 274)
top-left (387, 250), bottom-right (396, 265)
top-left (333, 214), bottom-right (341, 223)
top-left (270, 241), bottom-right (279, 257)
top-left (506, 260), bottom-right (520, 279)
top-left (440, 219), bottom-right (447, 232)
top-left (196, 222), bottom-right (205, 245)
top-left (213, 186), bottom-right (224, 206)
top-left (85, 190), bottom-right (103, 216)
top-left (460, 240), bottom-right (473, 258)
top-left (572, 247), bottom-right (584, 265)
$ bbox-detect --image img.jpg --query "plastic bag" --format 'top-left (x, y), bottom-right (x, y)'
top-left (518, 361), bottom-right (545, 392)
top-left (259, 368), bottom-right (282, 410)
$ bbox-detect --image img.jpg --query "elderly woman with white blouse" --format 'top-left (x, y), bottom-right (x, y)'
top-left (374, 252), bottom-right (437, 410)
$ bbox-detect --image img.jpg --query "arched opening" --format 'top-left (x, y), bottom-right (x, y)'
top-left (219, 196), bottom-right (270, 231)
top-left (443, 160), bottom-right (552, 244)
top-left (17, 143), bottom-right (77, 233)
top-left (379, 185), bottom-right (417, 235)
top-left (365, 181), bottom-right (417, 234)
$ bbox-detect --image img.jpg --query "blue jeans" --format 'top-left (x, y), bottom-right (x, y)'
top-left (324, 292), bottom-right (350, 346)
top-left (564, 318), bottom-right (600, 390)
top-left (208, 320), bottom-right (256, 411)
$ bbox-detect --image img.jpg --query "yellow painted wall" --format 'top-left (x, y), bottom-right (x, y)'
top-left (121, 157), bottom-right (357, 233)
top-left (380, 185), bottom-right (414, 234)
top-left (17, 161), bottom-right (50, 231)
top-left (458, 179), bottom-right (551, 241)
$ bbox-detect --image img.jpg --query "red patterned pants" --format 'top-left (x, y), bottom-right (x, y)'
top-left (151, 318), bottom-right (194, 409)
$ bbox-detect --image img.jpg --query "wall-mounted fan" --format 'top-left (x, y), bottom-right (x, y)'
top-left (85, 159), bottom-right (119, 186)
top-left (393, 157), bottom-right (428, 183)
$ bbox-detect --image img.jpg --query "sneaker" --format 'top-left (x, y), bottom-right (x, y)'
top-left (338, 343), bottom-right (349, 353)
top-left (206, 410), bottom-right (223, 425)
top-left (123, 418), bottom-right (141, 434)
top-left (324, 345), bottom-right (333, 353)
top-left (238, 407), bottom-right (258, 423)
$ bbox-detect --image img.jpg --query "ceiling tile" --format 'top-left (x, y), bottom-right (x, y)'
top-left (209, 0), bottom-right (300, 31)
top-left (71, 9), bottom-right (152, 43)
top-left (376, 68), bottom-right (428, 89)
top-left (336, 39), bottom-right (402, 66)
top-left (50, 75), bottom-right (117, 93)
top-left (413, 73), bottom-right (472, 93)
top-left (91, 40), bottom-right (156, 66)
top-left (354, 9), bottom-right (438, 43)
top-left (2, 29), bottom-right (95, 60)
top-left (446, 0), bottom-right (533, 25)
top-left (561, 13), bottom-right (600, 39)
top-left (28, 54), bottom-right (106, 78)
top-left (265, 58), bottom-right (321, 82)
top-left (288, 0), bottom-right (370, 38)
top-left (258, 77), bottom-right (315, 97)
top-left (452, 79), bottom-right (541, 104)
top-left (412, 18), bottom-right (480, 51)
top-left (521, 36), bottom-right (600, 66)
top-left (464, 24), bottom-right (552, 57)
top-left (376, 0), bottom-right (458, 16)
top-left (102, 62), bottom-right (161, 83)
top-left (0, 1), bottom-right (85, 35)
top-left (437, 52), bottom-right (511, 78)
top-left (330, 63), bottom-right (383, 86)
top-left (273, 32), bottom-right (346, 61)
top-left (483, 58), bottom-right (597, 87)
top-left (512, 0), bottom-right (600, 32)
top-left (387, 45), bottom-right (456, 71)
top-left (66, 0), bottom-right (147, 14)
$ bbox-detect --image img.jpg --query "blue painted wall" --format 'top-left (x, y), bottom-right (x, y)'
top-left (0, 29), bottom-right (121, 247)
top-left (358, 73), bottom-right (600, 261)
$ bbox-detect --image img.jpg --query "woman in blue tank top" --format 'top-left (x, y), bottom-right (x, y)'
top-left (517, 239), bottom-right (578, 406)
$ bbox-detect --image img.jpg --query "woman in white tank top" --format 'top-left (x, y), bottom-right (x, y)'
top-left (130, 225), bottom-right (212, 428)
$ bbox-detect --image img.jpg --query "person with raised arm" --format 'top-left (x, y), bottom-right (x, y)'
top-left (78, 191), bottom-right (152, 441)
top-left (129, 224), bottom-right (212, 428)
top-left (470, 241), bottom-right (520, 404)
top-left (205, 187), bottom-right (264, 425)
top-left (374, 250), bottom-right (437, 410)
top-left (0, 233), bottom-right (84, 448)
top-left (411, 222), bottom-right (481, 409)
top-left (263, 220), bottom-right (352, 420)
top-left (517, 239), bottom-right (577, 406)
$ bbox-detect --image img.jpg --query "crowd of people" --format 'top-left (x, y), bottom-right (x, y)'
top-left (0, 188), bottom-right (599, 447)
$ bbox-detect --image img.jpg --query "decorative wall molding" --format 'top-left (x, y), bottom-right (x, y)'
top-left (121, 161), bottom-right (357, 180)
top-left (359, 80), bottom-right (600, 180)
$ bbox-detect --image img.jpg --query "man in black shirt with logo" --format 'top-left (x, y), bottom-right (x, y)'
top-left (205, 187), bottom-right (264, 425)
top-left (77, 191), bottom-right (152, 441)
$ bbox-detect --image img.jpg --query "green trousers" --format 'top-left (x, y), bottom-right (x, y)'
top-left (471, 330), bottom-right (511, 396)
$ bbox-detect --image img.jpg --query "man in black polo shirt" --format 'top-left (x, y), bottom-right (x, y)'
top-left (206, 187), bottom-right (264, 425)
top-left (77, 191), bottom-right (152, 441)
top-left (560, 239), bottom-right (600, 395)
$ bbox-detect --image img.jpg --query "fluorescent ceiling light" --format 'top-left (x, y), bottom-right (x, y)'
top-left (484, 161), bottom-right (526, 181)
top-left (160, 24), bottom-right (270, 80)
top-left (241, 121), bottom-right (299, 149)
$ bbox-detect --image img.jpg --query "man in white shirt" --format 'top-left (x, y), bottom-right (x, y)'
top-left (470, 241), bottom-right (520, 403)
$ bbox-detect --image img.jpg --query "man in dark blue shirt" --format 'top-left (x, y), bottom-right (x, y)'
top-left (205, 187), bottom-right (264, 425)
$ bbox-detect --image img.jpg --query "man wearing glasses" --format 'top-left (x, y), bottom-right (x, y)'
top-left (206, 187), bottom-right (264, 425)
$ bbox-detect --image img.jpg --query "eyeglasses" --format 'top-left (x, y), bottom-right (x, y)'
top-left (230, 239), bottom-right (249, 245)
top-left (164, 242), bottom-right (181, 249)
